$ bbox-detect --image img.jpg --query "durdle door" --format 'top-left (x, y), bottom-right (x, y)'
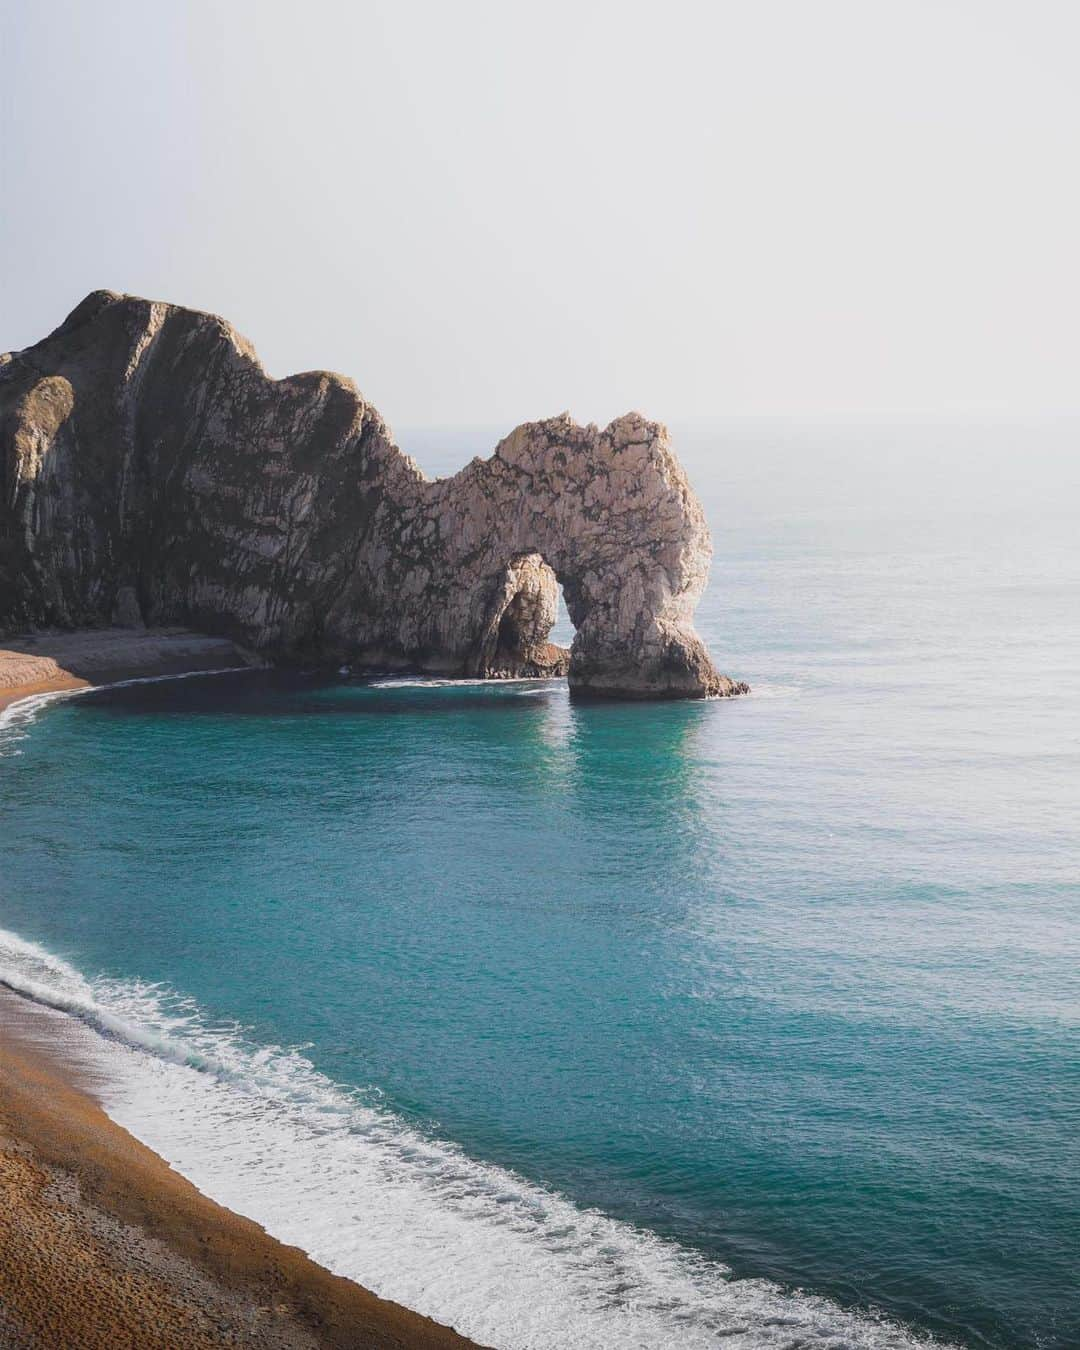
top-left (0, 291), bottom-right (747, 699)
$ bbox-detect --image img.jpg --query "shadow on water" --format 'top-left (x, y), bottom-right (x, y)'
top-left (76, 669), bottom-right (566, 719)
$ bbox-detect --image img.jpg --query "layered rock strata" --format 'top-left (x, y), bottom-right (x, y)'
top-left (1, 291), bottom-right (745, 699)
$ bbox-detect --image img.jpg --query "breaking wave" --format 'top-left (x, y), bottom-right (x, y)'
top-left (0, 922), bottom-right (946, 1350)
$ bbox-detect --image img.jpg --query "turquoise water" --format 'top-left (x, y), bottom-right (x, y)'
top-left (1, 424), bottom-right (1077, 1349)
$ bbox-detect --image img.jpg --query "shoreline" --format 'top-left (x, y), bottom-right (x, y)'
top-left (0, 626), bottom-right (260, 713)
top-left (0, 631), bottom-right (484, 1350)
top-left (0, 989), bottom-right (483, 1349)
top-left (0, 670), bottom-right (90, 711)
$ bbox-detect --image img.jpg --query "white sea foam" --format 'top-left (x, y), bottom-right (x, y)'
top-left (0, 685), bottom-right (92, 753)
top-left (0, 922), bottom-right (947, 1350)
top-left (366, 676), bottom-right (560, 689)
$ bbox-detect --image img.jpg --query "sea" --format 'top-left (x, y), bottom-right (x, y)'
top-left (1, 421), bottom-right (1077, 1350)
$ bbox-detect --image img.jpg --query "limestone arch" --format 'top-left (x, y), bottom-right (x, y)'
top-left (423, 413), bottom-right (735, 697)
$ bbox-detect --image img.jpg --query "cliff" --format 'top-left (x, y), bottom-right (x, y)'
top-left (0, 291), bottom-right (745, 699)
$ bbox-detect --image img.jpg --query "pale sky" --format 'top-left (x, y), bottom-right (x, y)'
top-left (2, 1), bottom-right (1078, 430)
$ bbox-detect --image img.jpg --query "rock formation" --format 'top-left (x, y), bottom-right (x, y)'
top-left (0, 291), bottom-right (746, 699)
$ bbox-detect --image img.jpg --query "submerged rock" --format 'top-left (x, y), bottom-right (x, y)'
top-left (0, 291), bottom-right (746, 699)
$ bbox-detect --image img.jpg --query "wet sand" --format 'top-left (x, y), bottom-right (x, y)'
top-left (0, 998), bottom-right (483, 1350)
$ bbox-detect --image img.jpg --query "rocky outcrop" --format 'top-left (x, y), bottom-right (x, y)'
top-left (0, 291), bottom-right (746, 699)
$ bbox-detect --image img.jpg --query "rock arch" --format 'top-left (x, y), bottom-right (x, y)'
top-left (0, 291), bottom-right (746, 699)
top-left (392, 414), bottom-right (742, 697)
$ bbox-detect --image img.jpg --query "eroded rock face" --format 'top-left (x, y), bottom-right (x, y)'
top-left (0, 291), bottom-right (746, 699)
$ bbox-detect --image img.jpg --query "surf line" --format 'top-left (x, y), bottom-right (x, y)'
top-left (0, 665), bottom-right (254, 741)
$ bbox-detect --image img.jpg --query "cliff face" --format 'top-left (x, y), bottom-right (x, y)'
top-left (0, 291), bottom-right (746, 699)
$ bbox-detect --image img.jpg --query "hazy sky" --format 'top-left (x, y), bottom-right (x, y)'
top-left (2, 1), bottom-right (1078, 430)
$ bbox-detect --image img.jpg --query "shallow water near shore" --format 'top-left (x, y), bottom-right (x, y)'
top-left (1, 423), bottom-right (1078, 1349)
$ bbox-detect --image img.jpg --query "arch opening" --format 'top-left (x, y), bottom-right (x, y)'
top-left (472, 553), bottom-right (572, 679)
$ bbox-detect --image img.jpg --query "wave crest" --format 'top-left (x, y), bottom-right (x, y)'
top-left (0, 923), bottom-right (947, 1350)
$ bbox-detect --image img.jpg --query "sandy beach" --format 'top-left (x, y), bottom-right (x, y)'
top-left (0, 627), bottom-right (258, 713)
top-left (0, 630), bottom-right (483, 1350)
top-left (0, 991), bottom-right (482, 1350)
